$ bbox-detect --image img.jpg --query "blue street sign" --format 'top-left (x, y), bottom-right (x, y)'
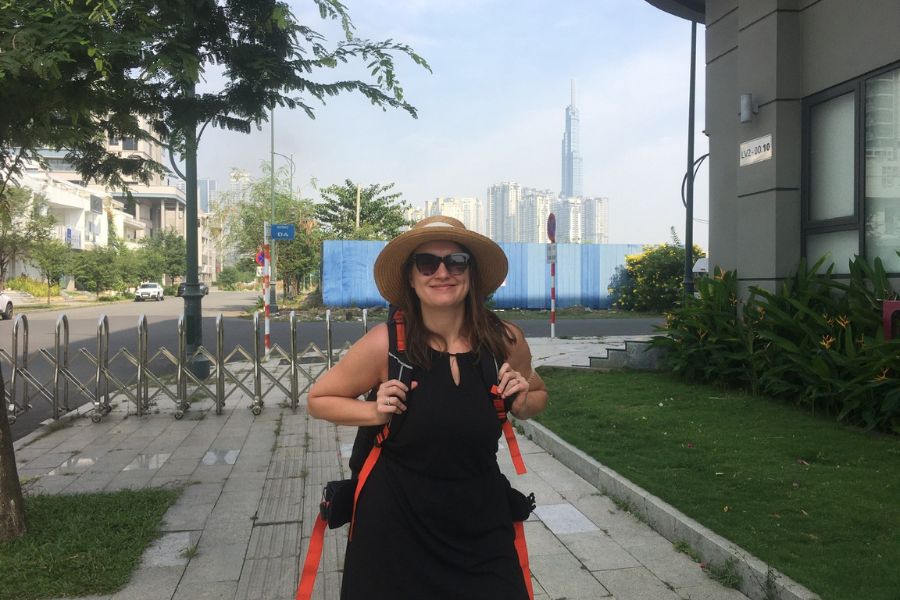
top-left (270, 224), bottom-right (296, 240)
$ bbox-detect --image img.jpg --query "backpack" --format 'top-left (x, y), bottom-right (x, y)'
top-left (296, 307), bottom-right (534, 600)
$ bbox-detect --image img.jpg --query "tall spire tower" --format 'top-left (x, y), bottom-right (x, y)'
top-left (560, 79), bottom-right (583, 199)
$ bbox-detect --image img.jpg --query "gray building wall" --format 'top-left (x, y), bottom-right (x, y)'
top-left (704, 0), bottom-right (900, 295)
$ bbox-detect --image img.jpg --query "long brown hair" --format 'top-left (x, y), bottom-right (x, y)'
top-left (397, 244), bottom-right (515, 369)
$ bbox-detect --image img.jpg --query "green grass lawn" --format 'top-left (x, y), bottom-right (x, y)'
top-left (535, 368), bottom-right (900, 600)
top-left (0, 489), bottom-right (180, 600)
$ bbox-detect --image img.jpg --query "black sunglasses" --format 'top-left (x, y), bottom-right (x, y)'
top-left (411, 252), bottom-right (471, 276)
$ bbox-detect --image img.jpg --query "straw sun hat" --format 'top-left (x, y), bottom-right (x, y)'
top-left (374, 215), bottom-right (508, 306)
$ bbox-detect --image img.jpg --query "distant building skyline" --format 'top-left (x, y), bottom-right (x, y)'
top-left (561, 79), bottom-right (583, 199)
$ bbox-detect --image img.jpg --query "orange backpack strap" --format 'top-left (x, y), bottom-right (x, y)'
top-left (491, 384), bottom-right (527, 475)
top-left (295, 512), bottom-right (327, 600)
top-left (513, 521), bottom-right (534, 599)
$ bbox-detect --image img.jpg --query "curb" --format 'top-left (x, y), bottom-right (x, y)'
top-left (13, 400), bottom-right (95, 452)
top-left (514, 418), bottom-right (821, 600)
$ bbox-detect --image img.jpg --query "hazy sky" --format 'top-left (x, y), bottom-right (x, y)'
top-left (196, 0), bottom-right (709, 248)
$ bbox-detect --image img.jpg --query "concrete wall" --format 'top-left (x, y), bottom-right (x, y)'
top-left (704, 0), bottom-right (900, 296)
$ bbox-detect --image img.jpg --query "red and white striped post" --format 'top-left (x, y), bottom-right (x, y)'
top-left (550, 257), bottom-right (556, 338)
top-left (547, 213), bottom-right (557, 338)
top-left (263, 243), bottom-right (271, 354)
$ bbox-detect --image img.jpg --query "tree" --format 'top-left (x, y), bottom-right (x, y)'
top-left (141, 229), bottom-right (186, 283)
top-left (72, 246), bottom-right (119, 299)
top-left (0, 187), bottom-right (54, 288)
top-left (217, 167), bottom-right (321, 296)
top-left (611, 233), bottom-right (707, 313)
top-left (0, 0), bottom-right (165, 202)
top-left (29, 238), bottom-right (70, 304)
top-left (0, 368), bottom-right (26, 542)
top-left (316, 179), bottom-right (411, 240)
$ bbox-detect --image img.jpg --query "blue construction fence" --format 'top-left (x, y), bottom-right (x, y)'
top-left (322, 240), bottom-right (644, 309)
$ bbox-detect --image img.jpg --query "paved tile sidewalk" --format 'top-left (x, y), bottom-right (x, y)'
top-left (13, 338), bottom-right (749, 600)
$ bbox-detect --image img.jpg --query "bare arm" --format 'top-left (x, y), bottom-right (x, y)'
top-left (495, 322), bottom-right (548, 420)
top-left (308, 324), bottom-right (412, 426)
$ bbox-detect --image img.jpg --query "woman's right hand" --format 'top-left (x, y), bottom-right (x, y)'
top-left (374, 378), bottom-right (417, 421)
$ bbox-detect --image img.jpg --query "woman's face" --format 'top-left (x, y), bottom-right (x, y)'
top-left (408, 240), bottom-right (471, 309)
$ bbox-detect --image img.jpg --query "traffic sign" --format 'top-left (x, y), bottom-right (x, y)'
top-left (255, 248), bottom-right (265, 266)
top-left (270, 224), bottom-right (296, 240)
top-left (546, 244), bottom-right (557, 263)
top-left (547, 213), bottom-right (556, 243)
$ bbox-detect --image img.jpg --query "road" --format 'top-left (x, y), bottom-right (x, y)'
top-left (2, 291), bottom-right (662, 440)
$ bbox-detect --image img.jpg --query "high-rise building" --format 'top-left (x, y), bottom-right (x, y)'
top-left (583, 197), bottom-right (609, 244)
top-left (552, 197), bottom-right (583, 244)
top-left (561, 80), bottom-right (583, 199)
top-left (486, 182), bottom-right (521, 242)
top-left (424, 197), bottom-right (483, 234)
top-left (174, 178), bottom-right (217, 213)
top-left (519, 188), bottom-right (555, 243)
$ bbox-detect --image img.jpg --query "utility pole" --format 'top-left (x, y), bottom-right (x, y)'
top-left (683, 21), bottom-right (697, 298)
top-left (355, 184), bottom-right (361, 229)
top-left (269, 107), bottom-right (278, 312)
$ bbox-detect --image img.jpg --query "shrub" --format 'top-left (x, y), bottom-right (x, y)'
top-left (5, 275), bottom-right (59, 297)
top-left (653, 256), bottom-right (900, 432)
top-left (612, 236), bottom-right (706, 313)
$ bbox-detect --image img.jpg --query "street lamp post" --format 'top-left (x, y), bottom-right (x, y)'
top-left (268, 106), bottom-right (297, 312)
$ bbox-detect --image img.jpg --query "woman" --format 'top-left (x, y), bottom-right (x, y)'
top-left (308, 215), bottom-right (548, 600)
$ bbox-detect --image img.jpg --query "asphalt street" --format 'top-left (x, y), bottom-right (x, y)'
top-left (2, 291), bottom-right (662, 440)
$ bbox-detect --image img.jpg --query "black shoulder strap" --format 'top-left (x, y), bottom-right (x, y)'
top-left (349, 306), bottom-right (411, 476)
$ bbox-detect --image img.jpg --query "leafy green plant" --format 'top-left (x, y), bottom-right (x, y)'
top-left (611, 234), bottom-right (705, 312)
top-left (654, 255), bottom-right (900, 432)
top-left (4, 275), bottom-right (58, 298)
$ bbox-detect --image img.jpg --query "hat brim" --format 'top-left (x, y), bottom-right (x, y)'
top-left (374, 226), bottom-right (508, 306)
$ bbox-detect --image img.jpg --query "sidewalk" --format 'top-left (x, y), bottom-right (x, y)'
top-left (12, 337), bottom-right (751, 600)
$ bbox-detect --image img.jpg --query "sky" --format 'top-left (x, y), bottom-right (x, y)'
top-left (196, 0), bottom-right (709, 248)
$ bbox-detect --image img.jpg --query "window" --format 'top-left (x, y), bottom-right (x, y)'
top-left (802, 61), bottom-right (900, 275)
top-left (122, 137), bottom-right (138, 151)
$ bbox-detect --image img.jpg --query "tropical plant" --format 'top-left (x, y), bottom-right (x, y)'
top-left (0, 188), bottom-right (54, 288)
top-left (654, 255), bottom-right (900, 432)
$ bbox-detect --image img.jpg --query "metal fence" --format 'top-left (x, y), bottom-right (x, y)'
top-left (2, 309), bottom-right (369, 425)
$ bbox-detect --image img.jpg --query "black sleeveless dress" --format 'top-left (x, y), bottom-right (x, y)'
top-left (340, 350), bottom-right (528, 600)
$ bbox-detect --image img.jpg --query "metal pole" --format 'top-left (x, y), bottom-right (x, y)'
top-left (269, 107), bottom-right (279, 312)
top-left (216, 314), bottom-right (225, 414)
top-left (263, 241), bottom-right (271, 354)
top-left (683, 20), bottom-right (697, 297)
top-left (137, 315), bottom-right (147, 417)
top-left (176, 315), bottom-right (186, 418)
top-left (325, 309), bottom-right (333, 369)
top-left (289, 310), bottom-right (298, 409)
top-left (253, 311), bottom-right (262, 408)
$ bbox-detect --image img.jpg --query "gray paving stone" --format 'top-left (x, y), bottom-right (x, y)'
top-left (530, 552), bottom-right (612, 599)
top-left (534, 502), bottom-right (599, 535)
top-left (627, 536), bottom-right (710, 589)
top-left (523, 520), bottom-right (569, 556)
top-left (191, 464), bottom-right (234, 483)
top-left (64, 471), bottom-right (119, 494)
top-left (560, 530), bottom-right (643, 571)
top-left (236, 556), bottom-right (298, 600)
top-left (106, 468), bottom-right (156, 491)
top-left (183, 542), bottom-right (246, 583)
top-left (180, 482), bottom-right (225, 504)
top-left (24, 452), bottom-right (73, 470)
top-left (25, 474), bottom-right (79, 495)
top-left (162, 501), bottom-right (216, 532)
top-left (224, 470), bottom-right (268, 493)
top-left (142, 531), bottom-right (198, 568)
top-left (256, 477), bottom-right (304, 524)
top-left (109, 565), bottom-right (184, 600)
top-left (596, 566), bottom-right (682, 600)
top-left (173, 580), bottom-right (238, 600)
top-left (677, 581), bottom-right (751, 600)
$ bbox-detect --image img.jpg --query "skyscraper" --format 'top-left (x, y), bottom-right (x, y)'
top-left (425, 197), bottom-right (483, 234)
top-left (486, 182), bottom-right (521, 242)
top-left (561, 80), bottom-right (583, 199)
top-left (583, 197), bottom-right (609, 244)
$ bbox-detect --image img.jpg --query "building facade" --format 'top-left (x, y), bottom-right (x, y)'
top-left (424, 197), bottom-right (483, 234)
top-left (583, 196), bottom-right (610, 244)
top-left (519, 188), bottom-right (554, 243)
top-left (487, 182), bottom-right (522, 242)
top-left (648, 0), bottom-right (900, 294)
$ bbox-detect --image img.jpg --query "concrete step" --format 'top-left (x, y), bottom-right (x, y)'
top-left (588, 339), bottom-right (664, 371)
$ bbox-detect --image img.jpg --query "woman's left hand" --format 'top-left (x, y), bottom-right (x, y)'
top-left (497, 362), bottom-right (530, 410)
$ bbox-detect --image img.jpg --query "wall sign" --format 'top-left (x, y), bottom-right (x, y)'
top-left (739, 134), bottom-right (773, 166)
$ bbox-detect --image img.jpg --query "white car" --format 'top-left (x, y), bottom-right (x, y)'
top-left (134, 282), bottom-right (165, 302)
top-left (0, 292), bottom-right (12, 320)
